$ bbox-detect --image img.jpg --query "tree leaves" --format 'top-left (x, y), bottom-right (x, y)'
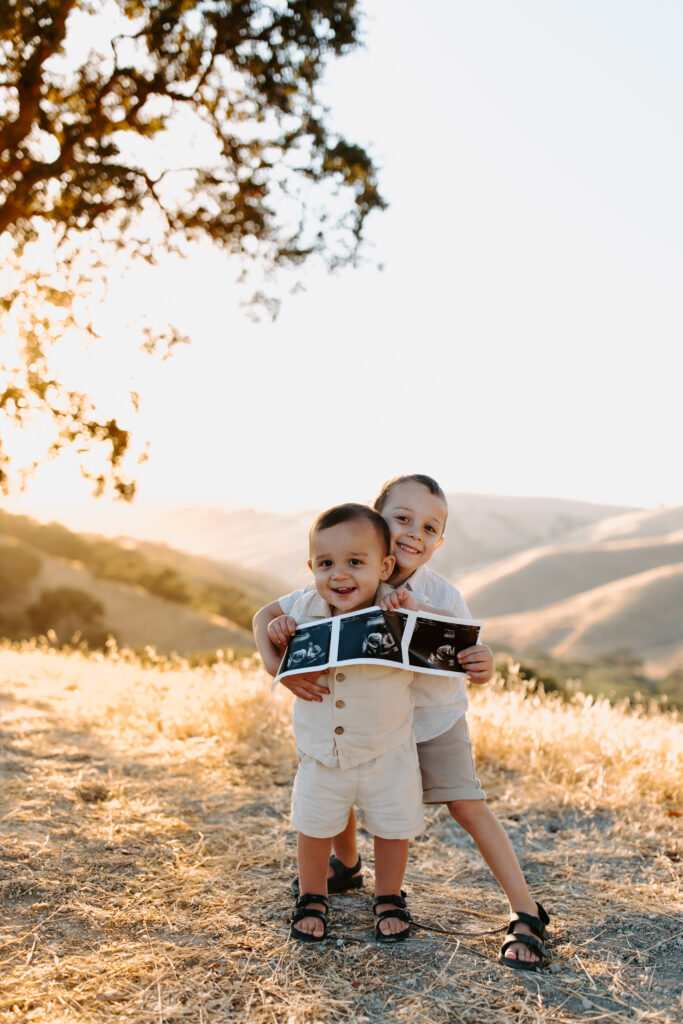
top-left (0, 0), bottom-right (385, 497)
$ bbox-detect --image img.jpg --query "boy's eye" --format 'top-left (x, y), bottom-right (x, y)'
top-left (425, 525), bottom-right (436, 534)
top-left (349, 558), bottom-right (363, 566)
top-left (318, 559), bottom-right (332, 568)
top-left (395, 515), bottom-right (409, 523)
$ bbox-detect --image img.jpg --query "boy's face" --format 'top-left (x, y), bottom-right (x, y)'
top-left (308, 520), bottom-right (395, 615)
top-left (381, 481), bottom-right (447, 580)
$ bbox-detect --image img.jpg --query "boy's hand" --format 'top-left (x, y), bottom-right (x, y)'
top-left (378, 588), bottom-right (418, 612)
top-left (267, 615), bottom-right (297, 650)
top-left (280, 670), bottom-right (330, 701)
top-left (457, 644), bottom-right (494, 684)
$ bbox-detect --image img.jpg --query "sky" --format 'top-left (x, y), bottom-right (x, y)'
top-left (4, 0), bottom-right (683, 533)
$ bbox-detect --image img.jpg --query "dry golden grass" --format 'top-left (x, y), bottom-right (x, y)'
top-left (1, 641), bottom-right (681, 1024)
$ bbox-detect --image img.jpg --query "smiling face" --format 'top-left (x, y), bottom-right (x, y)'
top-left (308, 519), bottom-right (395, 615)
top-left (381, 481), bottom-right (447, 585)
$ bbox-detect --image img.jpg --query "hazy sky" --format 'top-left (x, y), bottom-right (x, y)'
top-left (5, 0), bottom-right (682, 531)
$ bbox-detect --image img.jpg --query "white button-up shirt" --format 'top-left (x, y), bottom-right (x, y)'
top-left (288, 587), bottom-right (416, 771)
top-left (279, 565), bottom-right (475, 743)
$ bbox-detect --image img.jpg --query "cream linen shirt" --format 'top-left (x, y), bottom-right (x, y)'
top-left (279, 564), bottom-right (475, 744)
top-left (288, 586), bottom-right (416, 771)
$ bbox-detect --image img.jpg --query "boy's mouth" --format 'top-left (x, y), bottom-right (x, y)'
top-left (332, 586), bottom-right (356, 595)
top-left (397, 542), bottom-right (420, 556)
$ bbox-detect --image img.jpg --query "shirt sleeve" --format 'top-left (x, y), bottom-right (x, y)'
top-left (433, 577), bottom-right (473, 619)
top-left (277, 588), bottom-right (308, 615)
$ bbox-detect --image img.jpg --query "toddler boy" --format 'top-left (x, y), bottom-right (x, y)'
top-left (265, 503), bottom-right (423, 943)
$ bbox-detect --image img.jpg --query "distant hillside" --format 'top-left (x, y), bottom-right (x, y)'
top-left (5, 496), bottom-right (682, 687)
top-left (460, 531), bottom-right (683, 616)
top-left (14, 543), bottom-right (254, 654)
top-left (483, 563), bottom-right (683, 671)
top-left (0, 511), bottom-right (285, 655)
top-left (429, 493), bottom-right (631, 576)
top-left (558, 504), bottom-right (683, 545)
top-left (135, 495), bottom-right (683, 677)
top-left (151, 506), bottom-right (317, 587)
top-left (150, 494), bottom-right (630, 583)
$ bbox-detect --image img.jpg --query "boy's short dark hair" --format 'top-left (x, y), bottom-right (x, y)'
top-left (310, 503), bottom-right (392, 557)
top-left (373, 474), bottom-right (448, 515)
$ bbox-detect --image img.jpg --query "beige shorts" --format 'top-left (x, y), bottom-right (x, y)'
top-left (417, 716), bottom-right (486, 804)
top-left (291, 740), bottom-right (425, 840)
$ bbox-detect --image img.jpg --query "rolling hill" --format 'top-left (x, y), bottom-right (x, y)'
top-left (4, 495), bottom-right (682, 682)
top-left (482, 562), bottom-right (683, 669)
top-left (149, 493), bottom-right (630, 581)
top-left (138, 495), bottom-right (683, 680)
top-left (18, 546), bottom-right (255, 654)
top-left (459, 531), bottom-right (683, 616)
top-left (0, 512), bottom-right (286, 655)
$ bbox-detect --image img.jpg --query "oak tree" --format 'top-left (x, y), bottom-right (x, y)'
top-left (0, 0), bottom-right (384, 497)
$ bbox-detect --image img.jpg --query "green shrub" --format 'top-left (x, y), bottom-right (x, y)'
top-left (0, 544), bottom-right (42, 601)
top-left (26, 587), bottom-right (111, 648)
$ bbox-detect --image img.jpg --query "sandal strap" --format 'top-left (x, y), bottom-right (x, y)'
top-left (372, 890), bottom-right (408, 913)
top-left (500, 932), bottom-right (546, 959)
top-left (329, 855), bottom-right (362, 880)
top-left (508, 910), bottom-right (546, 940)
top-left (535, 901), bottom-right (550, 927)
top-left (294, 893), bottom-right (329, 912)
top-left (374, 906), bottom-right (411, 925)
top-left (373, 893), bottom-right (412, 941)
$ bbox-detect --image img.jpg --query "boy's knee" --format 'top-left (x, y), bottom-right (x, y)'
top-left (446, 798), bottom-right (486, 827)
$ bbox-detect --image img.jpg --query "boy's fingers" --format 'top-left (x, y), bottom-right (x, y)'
top-left (458, 645), bottom-right (484, 657)
top-left (281, 680), bottom-right (322, 700)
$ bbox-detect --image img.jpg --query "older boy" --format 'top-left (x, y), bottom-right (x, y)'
top-left (254, 475), bottom-right (550, 970)
top-left (266, 503), bottom-right (424, 944)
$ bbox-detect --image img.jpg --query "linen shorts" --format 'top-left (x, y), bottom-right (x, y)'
top-left (291, 739), bottom-right (425, 840)
top-left (417, 715), bottom-right (487, 804)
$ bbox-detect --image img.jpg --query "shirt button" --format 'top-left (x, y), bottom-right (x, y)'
top-left (336, 672), bottom-right (345, 681)
top-left (335, 699), bottom-right (345, 709)
top-left (334, 726), bottom-right (344, 735)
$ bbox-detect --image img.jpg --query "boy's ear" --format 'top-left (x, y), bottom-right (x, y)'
top-left (435, 536), bottom-right (444, 551)
top-left (380, 554), bottom-right (396, 581)
top-left (307, 559), bottom-right (313, 571)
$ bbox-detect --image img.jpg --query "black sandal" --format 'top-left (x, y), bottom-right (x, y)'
top-left (291, 855), bottom-right (363, 896)
top-left (499, 902), bottom-right (550, 971)
top-left (290, 893), bottom-right (329, 943)
top-left (373, 891), bottom-right (412, 944)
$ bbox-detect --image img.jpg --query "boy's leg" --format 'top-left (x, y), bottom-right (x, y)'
top-left (361, 741), bottom-right (424, 938)
top-left (419, 718), bottom-right (545, 965)
top-left (331, 808), bottom-right (361, 876)
top-left (446, 799), bottom-right (541, 964)
top-left (296, 832), bottom-right (333, 937)
top-left (373, 837), bottom-right (410, 937)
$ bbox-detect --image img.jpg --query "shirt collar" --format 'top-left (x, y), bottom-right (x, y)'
top-left (403, 564), bottom-right (428, 591)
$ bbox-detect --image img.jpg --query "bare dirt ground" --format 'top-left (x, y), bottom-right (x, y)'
top-left (0, 649), bottom-right (681, 1023)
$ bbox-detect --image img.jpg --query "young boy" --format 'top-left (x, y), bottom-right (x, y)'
top-left (265, 503), bottom-right (424, 944)
top-left (254, 475), bottom-right (550, 970)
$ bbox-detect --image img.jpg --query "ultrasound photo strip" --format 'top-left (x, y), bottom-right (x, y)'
top-left (275, 606), bottom-right (482, 680)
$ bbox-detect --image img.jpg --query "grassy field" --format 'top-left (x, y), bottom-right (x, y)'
top-left (0, 643), bottom-right (681, 1024)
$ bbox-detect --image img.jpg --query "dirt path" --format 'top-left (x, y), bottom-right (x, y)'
top-left (1, 661), bottom-right (681, 1023)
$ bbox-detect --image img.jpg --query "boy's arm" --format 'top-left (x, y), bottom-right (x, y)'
top-left (252, 600), bottom-right (289, 677)
top-left (252, 601), bottom-right (331, 701)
